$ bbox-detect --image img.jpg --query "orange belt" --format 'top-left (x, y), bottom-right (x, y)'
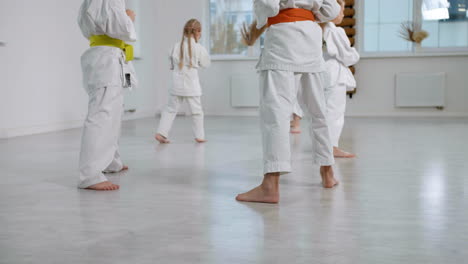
top-left (268, 8), bottom-right (315, 27)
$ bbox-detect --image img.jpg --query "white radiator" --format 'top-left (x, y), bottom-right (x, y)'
top-left (230, 74), bottom-right (260, 107)
top-left (395, 72), bottom-right (446, 108)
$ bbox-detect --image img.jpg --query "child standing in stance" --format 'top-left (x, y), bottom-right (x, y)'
top-left (155, 19), bottom-right (211, 144)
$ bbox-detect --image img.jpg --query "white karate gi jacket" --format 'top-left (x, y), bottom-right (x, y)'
top-left (322, 22), bottom-right (360, 91)
top-left (254, 0), bottom-right (341, 72)
top-left (78, 0), bottom-right (138, 90)
top-left (169, 38), bottom-right (211, 97)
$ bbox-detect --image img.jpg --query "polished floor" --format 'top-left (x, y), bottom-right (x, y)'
top-left (1, 116), bottom-right (467, 264)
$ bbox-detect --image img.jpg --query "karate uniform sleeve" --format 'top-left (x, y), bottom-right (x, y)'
top-left (105, 0), bottom-right (137, 42)
top-left (325, 26), bottom-right (360, 67)
top-left (312, 0), bottom-right (341, 23)
top-left (77, 4), bottom-right (90, 39)
top-left (197, 45), bottom-right (211, 68)
top-left (169, 46), bottom-right (176, 70)
top-left (254, 0), bottom-right (280, 28)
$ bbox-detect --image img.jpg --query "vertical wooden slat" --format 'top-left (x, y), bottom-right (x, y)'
top-left (337, 0), bottom-right (357, 96)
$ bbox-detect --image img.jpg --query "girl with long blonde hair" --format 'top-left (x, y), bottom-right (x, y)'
top-left (155, 19), bottom-right (211, 144)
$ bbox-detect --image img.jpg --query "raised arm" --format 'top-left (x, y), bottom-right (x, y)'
top-left (312, 0), bottom-right (341, 23)
top-left (105, 0), bottom-right (137, 42)
top-left (197, 45), bottom-right (211, 68)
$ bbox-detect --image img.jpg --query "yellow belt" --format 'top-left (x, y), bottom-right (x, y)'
top-left (89, 35), bottom-right (134, 62)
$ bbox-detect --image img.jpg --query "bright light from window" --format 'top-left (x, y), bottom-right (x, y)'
top-left (423, 8), bottom-right (450, 20)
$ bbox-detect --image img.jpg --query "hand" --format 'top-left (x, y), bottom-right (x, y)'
top-left (126, 9), bottom-right (136, 22)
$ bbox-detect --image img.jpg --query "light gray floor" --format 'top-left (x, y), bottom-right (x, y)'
top-left (1, 116), bottom-right (467, 264)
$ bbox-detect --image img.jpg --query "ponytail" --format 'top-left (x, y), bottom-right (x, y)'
top-left (178, 33), bottom-right (185, 70)
top-left (179, 19), bottom-right (202, 70)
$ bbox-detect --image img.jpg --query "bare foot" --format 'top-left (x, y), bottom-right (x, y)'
top-left (236, 173), bottom-right (280, 203)
top-left (320, 166), bottom-right (338, 188)
top-left (195, 138), bottom-right (207, 143)
top-left (121, 165), bottom-right (129, 171)
top-left (333, 147), bottom-right (356, 158)
top-left (155, 133), bottom-right (170, 144)
top-left (85, 181), bottom-right (120, 191)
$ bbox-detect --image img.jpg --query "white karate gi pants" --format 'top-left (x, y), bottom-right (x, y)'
top-left (292, 74), bottom-right (305, 118)
top-left (158, 95), bottom-right (205, 140)
top-left (260, 70), bottom-right (335, 175)
top-left (325, 83), bottom-right (347, 147)
top-left (78, 85), bottom-right (124, 188)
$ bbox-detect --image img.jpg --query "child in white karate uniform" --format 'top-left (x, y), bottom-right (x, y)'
top-left (77, 0), bottom-right (137, 191)
top-left (155, 19), bottom-right (211, 144)
top-left (236, 0), bottom-right (341, 204)
top-left (290, 0), bottom-right (359, 158)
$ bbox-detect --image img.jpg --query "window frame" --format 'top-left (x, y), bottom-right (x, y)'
top-left (356, 0), bottom-right (468, 58)
top-left (206, 0), bottom-right (468, 60)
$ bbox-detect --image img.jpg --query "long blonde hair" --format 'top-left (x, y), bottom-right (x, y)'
top-left (179, 19), bottom-right (202, 70)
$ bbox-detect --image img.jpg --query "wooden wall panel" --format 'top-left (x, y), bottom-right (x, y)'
top-left (337, 0), bottom-right (357, 96)
top-left (337, 18), bottom-right (356, 28)
top-left (344, 8), bottom-right (355, 17)
top-left (345, 0), bottom-right (355, 6)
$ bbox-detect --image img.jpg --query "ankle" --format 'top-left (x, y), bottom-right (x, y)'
top-left (262, 173), bottom-right (280, 191)
top-left (320, 166), bottom-right (333, 173)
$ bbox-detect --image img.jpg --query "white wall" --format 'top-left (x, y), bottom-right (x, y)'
top-left (199, 60), bottom-right (259, 116)
top-left (0, 0), bottom-right (162, 139)
top-left (197, 55), bottom-right (468, 117)
top-left (0, 0), bottom-right (89, 138)
top-left (349, 56), bottom-right (468, 116)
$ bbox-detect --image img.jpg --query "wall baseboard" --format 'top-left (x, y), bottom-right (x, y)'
top-left (0, 120), bottom-right (84, 139)
top-left (204, 111), bottom-right (259, 117)
top-left (2, 110), bottom-right (466, 139)
top-left (203, 111), bottom-right (468, 118)
top-left (346, 112), bottom-right (468, 117)
top-left (123, 109), bottom-right (157, 121)
top-left (0, 110), bottom-right (157, 139)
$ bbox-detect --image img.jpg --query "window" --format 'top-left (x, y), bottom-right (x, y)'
top-left (422, 0), bottom-right (468, 48)
top-left (363, 0), bottom-right (414, 52)
top-left (209, 0), bottom-right (260, 58)
top-left (361, 0), bottom-right (468, 54)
